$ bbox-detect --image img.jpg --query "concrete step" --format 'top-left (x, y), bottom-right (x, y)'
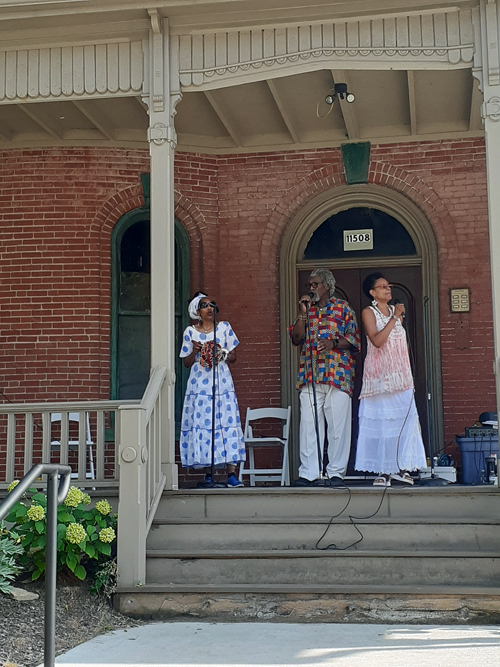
top-left (148, 516), bottom-right (500, 552)
top-left (119, 582), bottom-right (500, 596)
top-left (158, 486), bottom-right (500, 521)
top-left (145, 549), bottom-right (500, 588)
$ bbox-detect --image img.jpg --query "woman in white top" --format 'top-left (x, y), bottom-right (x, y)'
top-left (355, 273), bottom-right (426, 487)
top-left (179, 292), bottom-right (246, 488)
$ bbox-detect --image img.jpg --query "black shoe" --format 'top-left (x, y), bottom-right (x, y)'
top-left (292, 477), bottom-right (324, 487)
top-left (326, 476), bottom-right (346, 488)
top-left (197, 474), bottom-right (227, 489)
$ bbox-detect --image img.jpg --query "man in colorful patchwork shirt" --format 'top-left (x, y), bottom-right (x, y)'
top-left (289, 268), bottom-right (360, 487)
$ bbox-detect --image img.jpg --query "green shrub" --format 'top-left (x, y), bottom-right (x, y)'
top-left (5, 484), bottom-right (117, 582)
top-left (0, 523), bottom-right (24, 594)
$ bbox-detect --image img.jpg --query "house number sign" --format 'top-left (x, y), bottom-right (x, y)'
top-left (343, 229), bottom-right (373, 251)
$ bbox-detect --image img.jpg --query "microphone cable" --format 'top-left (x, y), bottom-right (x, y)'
top-left (315, 486), bottom-right (389, 551)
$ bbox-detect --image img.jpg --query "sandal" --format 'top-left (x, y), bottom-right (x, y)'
top-left (373, 476), bottom-right (391, 487)
top-left (390, 472), bottom-right (414, 485)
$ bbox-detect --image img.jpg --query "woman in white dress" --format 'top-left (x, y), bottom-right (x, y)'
top-left (355, 273), bottom-right (426, 487)
top-left (179, 292), bottom-right (246, 488)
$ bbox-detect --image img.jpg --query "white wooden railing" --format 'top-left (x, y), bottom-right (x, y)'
top-left (116, 366), bottom-right (168, 587)
top-left (0, 366), bottom-right (171, 588)
top-left (0, 399), bottom-right (138, 488)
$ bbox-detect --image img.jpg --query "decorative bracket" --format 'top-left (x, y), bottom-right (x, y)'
top-left (148, 8), bottom-right (164, 112)
top-left (482, 96), bottom-right (500, 120)
top-left (486, 0), bottom-right (500, 86)
top-left (147, 122), bottom-right (177, 147)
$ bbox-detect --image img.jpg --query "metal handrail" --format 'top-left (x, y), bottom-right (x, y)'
top-left (0, 463), bottom-right (72, 667)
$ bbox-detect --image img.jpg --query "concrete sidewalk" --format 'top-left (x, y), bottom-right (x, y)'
top-left (47, 622), bottom-right (500, 667)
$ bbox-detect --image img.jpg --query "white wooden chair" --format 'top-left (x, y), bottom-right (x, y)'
top-left (239, 406), bottom-right (291, 486)
top-left (51, 412), bottom-right (95, 479)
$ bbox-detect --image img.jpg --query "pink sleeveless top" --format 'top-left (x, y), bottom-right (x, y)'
top-left (359, 305), bottom-right (414, 399)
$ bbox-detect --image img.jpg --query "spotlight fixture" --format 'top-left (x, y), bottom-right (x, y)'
top-left (324, 83), bottom-right (356, 105)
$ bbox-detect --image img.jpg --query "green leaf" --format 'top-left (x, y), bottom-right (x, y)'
top-left (22, 532), bottom-right (34, 547)
top-left (15, 505), bottom-right (28, 518)
top-left (6, 509), bottom-right (17, 523)
top-left (37, 535), bottom-right (46, 548)
top-left (57, 523), bottom-right (67, 534)
top-left (85, 544), bottom-right (96, 559)
top-left (86, 525), bottom-right (96, 536)
top-left (66, 553), bottom-right (78, 572)
top-left (83, 512), bottom-right (94, 521)
top-left (35, 521), bottom-right (45, 534)
top-left (74, 564), bottom-right (86, 580)
top-left (57, 512), bottom-right (74, 523)
top-left (99, 543), bottom-right (111, 557)
top-left (32, 493), bottom-right (47, 506)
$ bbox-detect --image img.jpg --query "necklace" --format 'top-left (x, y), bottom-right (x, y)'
top-left (372, 302), bottom-right (392, 318)
top-left (198, 324), bottom-right (214, 333)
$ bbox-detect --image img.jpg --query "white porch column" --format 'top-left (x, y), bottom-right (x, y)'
top-left (147, 11), bottom-right (179, 490)
top-left (479, 0), bottom-right (500, 485)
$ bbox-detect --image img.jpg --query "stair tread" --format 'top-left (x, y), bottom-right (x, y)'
top-left (166, 486), bottom-right (500, 495)
top-left (146, 548), bottom-right (500, 559)
top-left (118, 583), bottom-right (500, 596)
top-left (153, 516), bottom-right (500, 525)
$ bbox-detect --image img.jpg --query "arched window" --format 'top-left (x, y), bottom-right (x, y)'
top-left (111, 213), bottom-right (190, 433)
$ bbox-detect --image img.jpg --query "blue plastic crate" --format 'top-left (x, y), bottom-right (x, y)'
top-left (456, 436), bottom-right (499, 485)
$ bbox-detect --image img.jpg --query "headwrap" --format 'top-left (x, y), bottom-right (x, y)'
top-left (188, 293), bottom-right (207, 321)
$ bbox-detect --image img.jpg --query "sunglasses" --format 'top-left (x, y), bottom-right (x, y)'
top-left (305, 282), bottom-right (321, 290)
top-left (199, 302), bottom-right (217, 309)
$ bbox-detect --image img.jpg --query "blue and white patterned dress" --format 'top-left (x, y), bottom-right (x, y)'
top-left (179, 321), bottom-right (246, 468)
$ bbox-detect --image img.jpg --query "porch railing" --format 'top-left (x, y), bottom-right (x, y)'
top-left (0, 400), bottom-right (138, 489)
top-left (0, 463), bottom-right (72, 667)
top-left (116, 365), bottom-right (168, 586)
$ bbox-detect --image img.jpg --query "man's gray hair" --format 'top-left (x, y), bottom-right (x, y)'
top-left (310, 268), bottom-right (336, 298)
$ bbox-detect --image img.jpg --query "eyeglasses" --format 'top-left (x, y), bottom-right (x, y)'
top-left (375, 284), bottom-right (393, 290)
top-left (199, 301), bottom-right (217, 309)
top-left (305, 282), bottom-right (321, 290)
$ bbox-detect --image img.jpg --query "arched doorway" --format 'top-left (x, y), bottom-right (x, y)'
top-left (111, 212), bottom-right (190, 434)
top-left (280, 184), bottom-right (442, 477)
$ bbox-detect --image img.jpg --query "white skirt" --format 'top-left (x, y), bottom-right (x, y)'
top-left (355, 388), bottom-right (427, 475)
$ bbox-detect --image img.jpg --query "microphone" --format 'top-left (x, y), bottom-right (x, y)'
top-left (394, 299), bottom-right (405, 319)
top-left (300, 292), bottom-right (315, 306)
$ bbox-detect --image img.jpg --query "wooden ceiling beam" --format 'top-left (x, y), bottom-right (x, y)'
top-left (204, 90), bottom-right (241, 147)
top-left (267, 79), bottom-right (300, 144)
top-left (17, 103), bottom-right (64, 139)
top-left (72, 100), bottom-right (115, 140)
top-left (331, 69), bottom-right (359, 141)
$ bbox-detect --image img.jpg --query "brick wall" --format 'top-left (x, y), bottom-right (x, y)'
top-left (0, 139), bottom-right (494, 484)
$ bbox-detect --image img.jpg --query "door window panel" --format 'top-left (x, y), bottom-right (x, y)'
top-left (303, 207), bottom-right (417, 260)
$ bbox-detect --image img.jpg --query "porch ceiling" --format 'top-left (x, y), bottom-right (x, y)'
top-left (0, 67), bottom-right (483, 153)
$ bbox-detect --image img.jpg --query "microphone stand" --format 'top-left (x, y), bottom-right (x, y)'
top-left (199, 306), bottom-right (227, 489)
top-left (304, 299), bottom-right (324, 484)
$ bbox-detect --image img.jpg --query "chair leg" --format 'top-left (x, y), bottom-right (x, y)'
top-left (88, 444), bottom-right (95, 480)
top-left (282, 444), bottom-right (289, 486)
top-left (249, 445), bottom-right (255, 487)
